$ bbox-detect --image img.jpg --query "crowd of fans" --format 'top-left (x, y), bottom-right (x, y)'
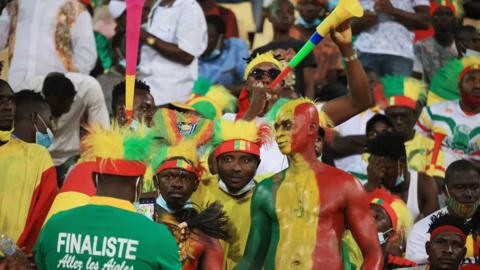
top-left (0, 0), bottom-right (479, 269)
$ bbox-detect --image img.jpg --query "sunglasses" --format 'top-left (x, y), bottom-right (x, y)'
top-left (249, 68), bottom-right (281, 80)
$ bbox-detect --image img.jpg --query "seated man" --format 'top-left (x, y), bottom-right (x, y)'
top-left (401, 213), bottom-right (469, 270)
top-left (0, 80), bottom-right (57, 252)
top-left (150, 138), bottom-right (228, 270)
top-left (365, 132), bottom-right (440, 220)
top-left (13, 90), bottom-right (54, 148)
top-left (35, 126), bottom-right (181, 270)
top-left (236, 99), bottom-right (383, 270)
top-left (407, 160), bottom-right (480, 263)
top-left (192, 119), bottom-right (270, 270)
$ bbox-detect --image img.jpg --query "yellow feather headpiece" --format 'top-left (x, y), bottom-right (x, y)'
top-left (382, 76), bottom-right (427, 110)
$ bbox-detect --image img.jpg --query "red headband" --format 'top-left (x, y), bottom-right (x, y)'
top-left (430, 2), bottom-right (456, 16)
top-left (214, 139), bottom-right (261, 158)
top-left (95, 158), bottom-right (146, 176)
top-left (156, 159), bottom-right (200, 179)
top-left (430, 225), bottom-right (467, 242)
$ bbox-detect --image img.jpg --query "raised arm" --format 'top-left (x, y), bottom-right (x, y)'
top-left (235, 184), bottom-right (272, 270)
top-left (345, 177), bottom-right (383, 270)
top-left (321, 23), bottom-right (373, 127)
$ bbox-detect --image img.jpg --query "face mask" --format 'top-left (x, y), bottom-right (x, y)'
top-left (35, 128), bottom-right (54, 149)
top-left (0, 128), bottom-right (13, 142)
top-left (119, 58), bottom-right (126, 68)
top-left (378, 228), bottom-right (393, 245)
top-left (465, 49), bottom-right (480, 57)
top-left (155, 186), bottom-right (193, 213)
top-left (317, 155), bottom-right (323, 162)
top-left (295, 16), bottom-right (321, 29)
top-left (446, 186), bottom-right (480, 218)
top-left (203, 48), bottom-right (221, 61)
top-left (461, 89), bottom-right (480, 107)
top-left (395, 162), bottom-right (405, 186)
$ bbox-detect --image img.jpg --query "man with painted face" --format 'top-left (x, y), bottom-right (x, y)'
top-left (407, 159), bottom-right (480, 264)
top-left (0, 79), bottom-right (57, 253)
top-left (192, 119), bottom-right (269, 270)
top-left (151, 140), bottom-right (229, 270)
top-left (236, 99), bottom-right (383, 270)
top-left (365, 132), bottom-right (440, 220)
top-left (35, 126), bottom-right (181, 270)
top-left (417, 57), bottom-right (480, 172)
top-left (13, 90), bottom-right (54, 149)
top-left (401, 213), bottom-right (469, 270)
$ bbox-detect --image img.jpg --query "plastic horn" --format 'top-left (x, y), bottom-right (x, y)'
top-left (269, 0), bottom-right (364, 89)
top-left (125, 0), bottom-right (145, 124)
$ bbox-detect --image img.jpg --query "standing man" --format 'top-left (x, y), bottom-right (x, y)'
top-left (138, 0), bottom-right (208, 105)
top-left (236, 99), bottom-right (383, 270)
top-left (35, 126), bottom-right (182, 270)
top-left (0, 80), bottom-right (57, 252)
top-left (0, 0), bottom-right (97, 90)
top-left (352, 0), bottom-right (430, 76)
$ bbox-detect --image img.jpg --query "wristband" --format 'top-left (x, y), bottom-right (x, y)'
top-left (343, 52), bottom-right (358, 63)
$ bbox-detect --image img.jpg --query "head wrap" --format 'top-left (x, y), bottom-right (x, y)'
top-left (382, 76), bottom-right (427, 110)
top-left (244, 52), bottom-right (282, 80)
top-left (370, 189), bottom-right (413, 234)
top-left (428, 56), bottom-right (480, 105)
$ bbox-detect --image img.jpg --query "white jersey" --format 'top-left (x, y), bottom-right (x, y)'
top-left (416, 100), bottom-right (480, 168)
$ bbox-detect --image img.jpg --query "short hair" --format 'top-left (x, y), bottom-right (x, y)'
top-left (206, 15), bottom-right (226, 36)
top-left (15, 90), bottom-right (46, 105)
top-left (445, 159), bottom-right (480, 186)
top-left (269, 0), bottom-right (294, 16)
top-left (42, 73), bottom-right (76, 99)
top-left (366, 114), bottom-right (395, 135)
top-left (111, 79), bottom-right (151, 113)
top-left (0, 79), bottom-right (13, 94)
top-left (428, 212), bottom-right (469, 236)
top-left (367, 132), bottom-right (406, 160)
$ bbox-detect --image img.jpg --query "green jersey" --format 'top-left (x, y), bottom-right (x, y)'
top-left (35, 196), bottom-right (181, 270)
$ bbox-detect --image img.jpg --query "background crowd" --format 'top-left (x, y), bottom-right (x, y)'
top-left (0, 0), bottom-right (480, 269)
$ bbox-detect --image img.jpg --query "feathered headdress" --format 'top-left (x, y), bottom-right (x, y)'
top-left (428, 56), bottom-right (480, 105)
top-left (244, 51), bottom-right (282, 80)
top-left (209, 119), bottom-right (272, 158)
top-left (82, 125), bottom-right (151, 176)
top-left (186, 77), bottom-right (237, 120)
top-left (382, 76), bottom-right (427, 110)
top-left (149, 109), bottom-right (213, 179)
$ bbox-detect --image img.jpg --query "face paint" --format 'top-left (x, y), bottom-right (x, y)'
top-left (446, 186), bottom-right (480, 218)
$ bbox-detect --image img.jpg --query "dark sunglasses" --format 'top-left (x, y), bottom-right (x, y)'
top-left (249, 68), bottom-right (281, 80)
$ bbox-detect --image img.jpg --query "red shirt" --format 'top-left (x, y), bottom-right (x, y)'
top-left (204, 5), bottom-right (239, 39)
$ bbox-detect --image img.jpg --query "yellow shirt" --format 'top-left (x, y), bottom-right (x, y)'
top-left (191, 175), bottom-right (254, 270)
top-left (0, 138), bottom-right (56, 242)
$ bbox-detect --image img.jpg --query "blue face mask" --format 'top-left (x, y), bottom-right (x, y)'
top-left (119, 58), bottom-right (126, 68)
top-left (156, 191), bottom-right (193, 213)
top-left (296, 16), bottom-right (321, 29)
top-left (466, 49), bottom-right (480, 57)
top-left (35, 128), bottom-right (54, 149)
top-left (377, 228), bottom-right (393, 245)
top-left (395, 161), bottom-right (405, 186)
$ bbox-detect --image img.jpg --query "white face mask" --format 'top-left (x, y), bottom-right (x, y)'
top-left (395, 161), bottom-right (404, 186)
top-left (377, 228), bottom-right (393, 245)
top-left (465, 49), bottom-right (480, 57)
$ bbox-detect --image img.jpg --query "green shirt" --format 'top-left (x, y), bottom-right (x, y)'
top-left (35, 196), bottom-right (181, 270)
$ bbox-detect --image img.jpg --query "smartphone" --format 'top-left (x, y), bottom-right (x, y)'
top-left (137, 198), bottom-right (156, 221)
